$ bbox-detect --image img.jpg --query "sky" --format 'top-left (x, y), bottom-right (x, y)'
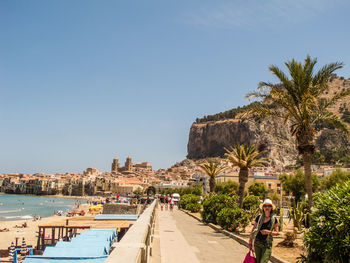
top-left (1, 0), bottom-right (350, 174)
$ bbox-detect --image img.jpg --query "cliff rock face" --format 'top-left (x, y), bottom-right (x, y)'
top-left (187, 119), bottom-right (350, 165)
top-left (187, 118), bottom-right (298, 165)
top-left (187, 75), bottom-right (350, 165)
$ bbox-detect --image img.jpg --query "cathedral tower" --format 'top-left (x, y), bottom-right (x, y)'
top-left (125, 156), bottom-right (133, 171)
top-left (111, 157), bottom-right (120, 173)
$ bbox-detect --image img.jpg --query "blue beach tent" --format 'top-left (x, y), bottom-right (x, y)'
top-left (23, 256), bottom-right (108, 263)
top-left (22, 229), bottom-right (116, 263)
top-left (94, 214), bottom-right (138, 220)
top-left (43, 247), bottom-right (107, 258)
top-left (54, 241), bottom-right (109, 254)
top-left (81, 228), bottom-right (118, 238)
top-left (73, 235), bottom-right (113, 245)
top-left (78, 231), bottom-right (114, 240)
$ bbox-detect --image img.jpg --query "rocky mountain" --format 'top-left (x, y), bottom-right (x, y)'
top-left (187, 75), bottom-right (350, 166)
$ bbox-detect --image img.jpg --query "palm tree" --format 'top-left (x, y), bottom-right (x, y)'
top-left (198, 159), bottom-right (227, 193)
top-left (246, 56), bottom-right (350, 208)
top-left (225, 144), bottom-right (267, 208)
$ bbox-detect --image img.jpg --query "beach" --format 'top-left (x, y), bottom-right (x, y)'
top-left (0, 203), bottom-right (90, 251)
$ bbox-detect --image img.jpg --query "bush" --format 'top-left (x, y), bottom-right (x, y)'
top-left (300, 182), bottom-right (350, 262)
top-left (215, 181), bottom-right (239, 195)
top-left (321, 169), bottom-right (350, 190)
top-left (201, 194), bottom-right (236, 224)
top-left (217, 207), bottom-right (249, 232)
top-left (248, 183), bottom-right (266, 198)
top-left (179, 194), bottom-right (200, 210)
top-left (242, 195), bottom-right (260, 210)
top-left (280, 170), bottom-right (320, 203)
top-left (186, 203), bottom-right (201, 213)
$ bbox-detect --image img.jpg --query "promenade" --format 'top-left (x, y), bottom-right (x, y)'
top-left (152, 206), bottom-right (247, 263)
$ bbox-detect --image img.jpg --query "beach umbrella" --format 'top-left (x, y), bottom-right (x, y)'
top-left (9, 241), bottom-right (15, 260)
top-left (89, 204), bottom-right (103, 210)
top-left (21, 237), bottom-right (27, 255)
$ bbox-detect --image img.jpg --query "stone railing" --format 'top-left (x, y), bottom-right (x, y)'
top-left (105, 200), bottom-right (157, 263)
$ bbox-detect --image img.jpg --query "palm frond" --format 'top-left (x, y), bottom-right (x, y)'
top-left (311, 62), bottom-right (344, 95)
top-left (197, 159), bottom-right (227, 178)
top-left (321, 87), bottom-right (350, 110)
top-left (269, 66), bottom-right (292, 89)
top-left (246, 91), bottom-right (270, 101)
top-left (315, 111), bottom-right (350, 136)
top-left (225, 144), bottom-right (268, 169)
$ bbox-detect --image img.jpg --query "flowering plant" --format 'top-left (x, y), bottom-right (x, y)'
top-left (299, 182), bottom-right (350, 262)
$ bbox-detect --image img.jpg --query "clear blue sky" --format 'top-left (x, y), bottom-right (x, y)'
top-left (1, 0), bottom-right (349, 174)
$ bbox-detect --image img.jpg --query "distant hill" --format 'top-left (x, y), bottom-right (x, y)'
top-left (188, 75), bottom-right (350, 166)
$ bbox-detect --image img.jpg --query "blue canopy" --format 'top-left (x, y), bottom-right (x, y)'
top-left (81, 228), bottom-right (117, 238)
top-left (54, 241), bottom-right (109, 253)
top-left (23, 256), bottom-right (107, 263)
top-left (79, 231), bottom-right (115, 240)
top-left (73, 235), bottom-right (113, 243)
top-left (25, 228), bottom-right (117, 263)
top-left (43, 247), bottom-right (107, 257)
top-left (94, 214), bottom-right (138, 220)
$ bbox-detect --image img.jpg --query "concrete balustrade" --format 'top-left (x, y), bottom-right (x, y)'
top-left (105, 200), bottom-right (157, 263)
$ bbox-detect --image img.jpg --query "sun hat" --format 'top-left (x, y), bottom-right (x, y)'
top-left (259, 199), bottom-right (276, 210)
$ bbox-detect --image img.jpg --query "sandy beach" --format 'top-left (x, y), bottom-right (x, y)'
top-left (0, 203), bottom-right (90, 252)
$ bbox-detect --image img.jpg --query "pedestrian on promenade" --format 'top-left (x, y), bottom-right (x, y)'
top-left (165, 196), bottom-right (169, 210)
top-left (169, 197), bottom-right (174, 211)
top-left (248, 199), bottom-right (279, 263)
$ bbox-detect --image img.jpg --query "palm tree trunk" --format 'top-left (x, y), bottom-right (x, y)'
top-left (238, 168), bottom-right (249, 208)
top-left (209, 176), bottom-right (216, 193)
top-left (303, 151), bottom-right (314, 208)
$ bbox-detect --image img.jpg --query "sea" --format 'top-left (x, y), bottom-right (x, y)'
top-left (0, 194), bottom-right (83, 221)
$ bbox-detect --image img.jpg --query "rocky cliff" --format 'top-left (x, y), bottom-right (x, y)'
top-left (187, 75), bottom-right (350, 165)
top-left (187, 118), bottom-right (298, 165)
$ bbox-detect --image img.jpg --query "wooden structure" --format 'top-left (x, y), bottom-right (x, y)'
top-left (36, 216), bottom-right (133, 250)
top-left (37, 225), bottom-right (90, 250)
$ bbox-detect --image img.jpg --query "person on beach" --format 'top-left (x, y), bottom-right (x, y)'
top-left (249, 199), bottom-right (279, 263)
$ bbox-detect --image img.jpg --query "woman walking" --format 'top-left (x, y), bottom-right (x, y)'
top-left (249, 199), bottom-right (279, 263)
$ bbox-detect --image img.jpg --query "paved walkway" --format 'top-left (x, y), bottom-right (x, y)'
top-left (155, 206), bottom-right (247, 263)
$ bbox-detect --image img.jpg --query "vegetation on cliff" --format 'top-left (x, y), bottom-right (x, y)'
top-left (195, 102), bottom-right (258, 123)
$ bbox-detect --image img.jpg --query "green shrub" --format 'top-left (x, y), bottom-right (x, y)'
top-left (217, 207), bottom-right (249, 232)
top-left (242, 195), bottom-right (260, 210)
top-left (215, 181), bottom-right (239, 195)
top-left (280, 170), bottom-right (320, 203)
top-left (321, 169), bottom-right (350, 190)
top-left (248, 183), bottom-right (266, 198)
top-left (201, 194), bottom-right (236, 224)
top-left (186, 203), bottom-right (202, 213)
top-left (279, 207), bottom-right (284, 232)
top-left (289, 200), bottom-right (307, 231)
top-left (179, 194), bottom-right (200, 210)
top-left (300, 182), bottom-right (350, 262)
